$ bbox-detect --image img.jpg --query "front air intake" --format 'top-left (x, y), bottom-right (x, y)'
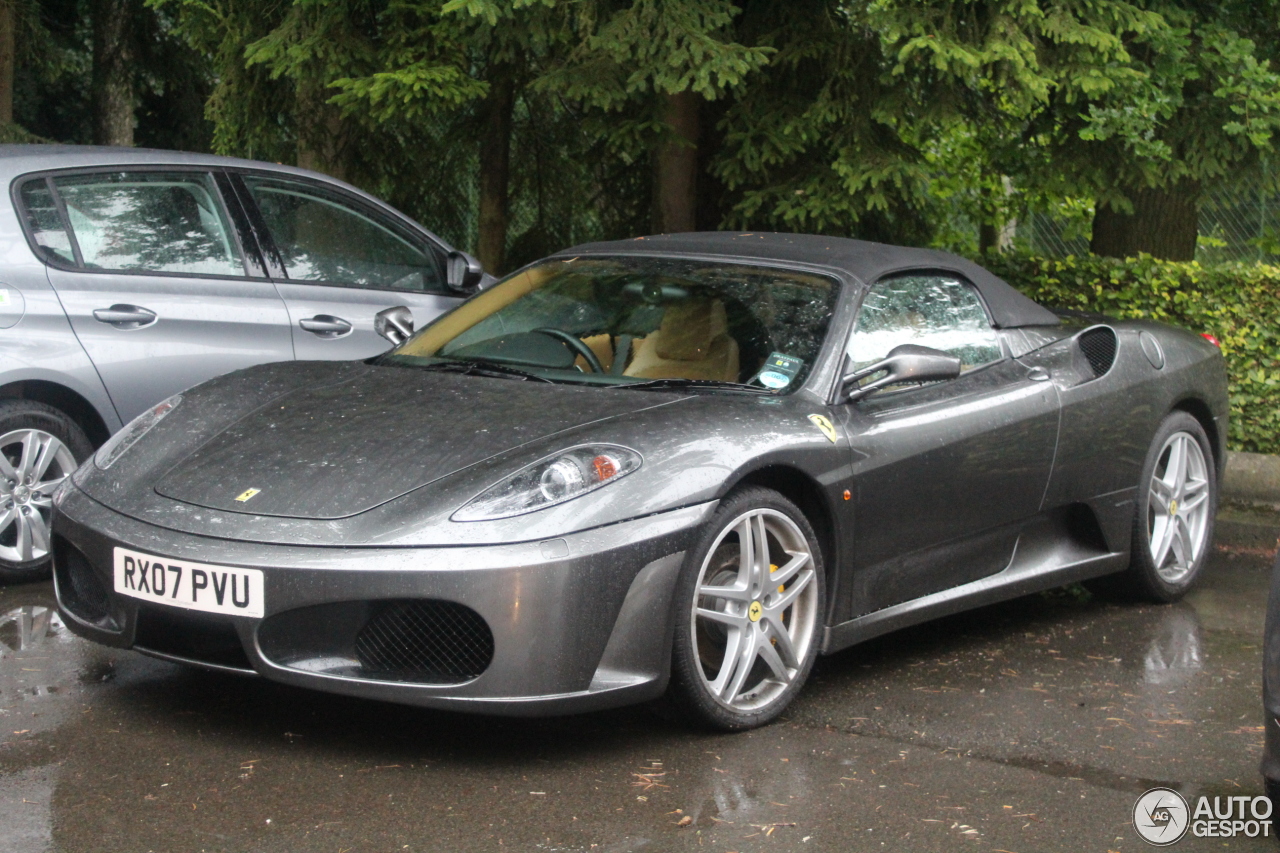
top-left (355, 600), bottom-right (494, 683)
top-left (134, 604), bottom-right (253, 671)
top-left (1077, 326), bottom-right (1118, 377)
top-left (52, 536), bottom-right (114, 628)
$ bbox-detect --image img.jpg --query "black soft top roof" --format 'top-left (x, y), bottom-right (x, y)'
top-left (557, 232), bottom-right (1059, 329)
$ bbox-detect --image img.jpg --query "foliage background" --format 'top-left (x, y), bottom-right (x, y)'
top-left (989, 253), bottom-right (1280, 454)
top-left (8, 0), bottom-right (1280, 453)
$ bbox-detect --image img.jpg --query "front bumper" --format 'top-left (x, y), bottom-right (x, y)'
top-left (52, 484), bottom-right (714, 716)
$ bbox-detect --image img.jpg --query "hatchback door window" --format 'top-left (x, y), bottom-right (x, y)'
top-left (50, 172), bottom-right (244, 276)
top-left (241, 176), bottom-right (444, 293)
top-left (847, 274), bottom-right (1002, 372)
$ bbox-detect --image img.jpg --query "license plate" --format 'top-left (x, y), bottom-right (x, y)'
top-left (113, 547), bottom-right (265, 618)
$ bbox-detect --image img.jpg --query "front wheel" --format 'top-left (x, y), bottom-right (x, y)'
top-left (664, 486), bottom-right (825, 731)
top-left (0, 400), bottom-right (92, 584)
top-left (1119, 411), bottom-right (1217, 602)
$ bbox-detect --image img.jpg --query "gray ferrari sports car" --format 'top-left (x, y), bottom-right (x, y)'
top-left (50, 233), bottom-right (1227, 730)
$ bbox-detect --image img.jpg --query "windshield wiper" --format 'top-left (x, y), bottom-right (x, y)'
top-left (612, 378), bottom-right (777, 394)
top-left (413, 358), bottom-right (556, 383)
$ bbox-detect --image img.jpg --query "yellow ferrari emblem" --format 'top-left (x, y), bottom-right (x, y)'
top-left (234, 488), bottom-right (261, 503)
top-left (1169, 499), bottom-right (1178, 515)
top-left (748, 601), bottom-right (763, 622)
top-left (807, 414), bottom-right (837, 443)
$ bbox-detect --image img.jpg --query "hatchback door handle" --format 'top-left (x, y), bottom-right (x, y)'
top-left (299, 314), bottom-right (353, 338)
top-left (93, 304), bottom-right (157, 329)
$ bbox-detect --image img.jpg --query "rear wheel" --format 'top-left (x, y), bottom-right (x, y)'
top-left (664, 486), bottom-right (825, 731)
top-left (0, 400), bottom-right (92, 584)
top-left (1114, 411), bottom-right (1217, 602)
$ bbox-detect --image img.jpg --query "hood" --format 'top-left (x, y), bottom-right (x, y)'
top-left (153, 366), bottom-right (683, 519)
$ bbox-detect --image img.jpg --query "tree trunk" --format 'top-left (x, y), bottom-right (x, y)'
top-left (295, 76), bottom-right (352, 183)
top-left (978, 222), bottom-right (998, 254)
top-left (652, 90), bottom-right (700, 233)
top-left (91, 0), bottom-right (135, 146)
top-left (476, 66), bottom-right (515, 275)
top-left (1090, 182), bottom-right (1201, 260)
top-left (0, 0), bottom-right (14, 126)
top-left (978, 177), bottom-right (1016, 254)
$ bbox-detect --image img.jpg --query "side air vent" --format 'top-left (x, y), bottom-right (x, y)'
top-left (355, 599), bottom-right (494, 683)
top-left (1077, 326), bottom-right (1118, 377)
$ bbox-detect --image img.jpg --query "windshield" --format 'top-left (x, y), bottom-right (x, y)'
top-left (381, 256), bottom-right (840, 392)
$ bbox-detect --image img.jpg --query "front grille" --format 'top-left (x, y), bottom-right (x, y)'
top-left (1078, 327), bottom-right (1118, 377)
top-left (53, 535), bottom-right (113, 626)
top-left (355, 600), bottom-right (493, 683)
top-left (134, 604), bottom-right (253, 670)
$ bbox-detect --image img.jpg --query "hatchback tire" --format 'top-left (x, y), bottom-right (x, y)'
top-left (0, 400), bottom-right (92, 584)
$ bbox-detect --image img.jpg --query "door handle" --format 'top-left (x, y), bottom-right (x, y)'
top-left (92, 304), bottom-right (157, 329)
top-left (1027, 366), bottom-right (1051, 382)
top-left (298, 314), bottom-right (354, 338)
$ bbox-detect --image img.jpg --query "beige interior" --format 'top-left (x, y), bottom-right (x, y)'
top-left (399, 263), bottom-right (560, 357)
top-left (623, 299), bottom-right (740, 381)
top-left (574, 334), bottom-right (616, 372)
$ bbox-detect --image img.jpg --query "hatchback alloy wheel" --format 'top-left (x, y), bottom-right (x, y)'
top-left (0, 429), bottom-right (75, 565)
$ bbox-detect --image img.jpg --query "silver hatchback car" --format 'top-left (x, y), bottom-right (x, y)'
top-left (0, 145), bottom-right (484, 581)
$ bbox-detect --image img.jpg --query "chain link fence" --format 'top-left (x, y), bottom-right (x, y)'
top-left (1024, 163), bottom-right (1280, 263)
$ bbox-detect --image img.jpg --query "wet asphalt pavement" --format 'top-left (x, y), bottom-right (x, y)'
top-left (1, 519), bottom-right (1277, 853)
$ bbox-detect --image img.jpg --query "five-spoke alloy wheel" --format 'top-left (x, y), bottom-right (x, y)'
top-left (1121, 411), bottom-right (1218, 602)
top-left (0, 400), bottom-right (91, 583)
top-left (666, 486), bottom-right (825, 730)
top-left (1146, 430), bottom-right (1212, 584)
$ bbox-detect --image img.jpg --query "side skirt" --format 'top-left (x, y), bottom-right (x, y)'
top-left (821, 510), bottom-right (1128, 654)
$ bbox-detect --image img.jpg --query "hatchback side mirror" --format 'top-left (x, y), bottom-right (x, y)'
top-left (446, 250), bottom-right (486, 294)
top-left (842, 344), bottom-right (962, 402)
top-left (375, 305), bottom-right (414, 346)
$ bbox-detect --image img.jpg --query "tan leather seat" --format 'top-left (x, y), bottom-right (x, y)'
top-left (624, 299), bottom-right (740, 381)
top-left (575, 334), bottom-right (615, 372)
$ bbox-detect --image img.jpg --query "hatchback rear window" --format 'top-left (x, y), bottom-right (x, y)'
top-left (43, 172), bottom-right (245, 276)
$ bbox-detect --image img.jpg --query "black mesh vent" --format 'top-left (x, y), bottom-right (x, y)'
top-left (1078, 327), bottom-right (1118, 377)
top-left (53, 536), bottom-right (112, 626)
top-left (355, 600), bottom-right (493, 683)
top-left (134, 604), bottom-right (253, 670)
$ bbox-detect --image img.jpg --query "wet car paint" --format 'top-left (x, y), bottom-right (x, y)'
top-left (2, 522), bottom-right (1274, 853)
top-left (51, 235), bottom-right (1228, 716)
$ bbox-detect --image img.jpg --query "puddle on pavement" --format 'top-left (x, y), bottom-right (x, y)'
top-left (0, 550), bottom-right (1271, 851)
top-left (1, 604), bottom-right (63, 654)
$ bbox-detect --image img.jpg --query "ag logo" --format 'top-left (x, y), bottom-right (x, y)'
top-left (1133, 787), bottom-right (1190, 845)
top-left (234, 488), bottom-right (261, 503)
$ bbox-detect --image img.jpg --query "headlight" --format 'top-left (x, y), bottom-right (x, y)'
top-left (95, 395), bottom-right (182, 469)
top-left (452, 444), bottom-right (641, 521)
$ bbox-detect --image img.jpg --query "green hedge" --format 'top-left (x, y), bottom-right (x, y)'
top-left (983, 254), bottom-right (1280, 455)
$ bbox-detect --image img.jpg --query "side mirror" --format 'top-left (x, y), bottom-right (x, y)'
top-left (842, 344), bottom-right (962, 402)
top-left (446, 250), bottom-right (486, 293)
top-left (374, 305), bottom-right (414, 346)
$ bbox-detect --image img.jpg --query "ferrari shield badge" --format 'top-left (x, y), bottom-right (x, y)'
top-left (234, 488), bottom-right (261, 503)
top-left (807, 414), bottom-right (837, 443)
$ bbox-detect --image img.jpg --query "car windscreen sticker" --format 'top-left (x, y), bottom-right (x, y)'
top-left (0, 290), bottom-right (11, 306)
top-left (807, 414), bottom-right (838, 443)
top-left (755, 352), bottom-right (804, 389)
